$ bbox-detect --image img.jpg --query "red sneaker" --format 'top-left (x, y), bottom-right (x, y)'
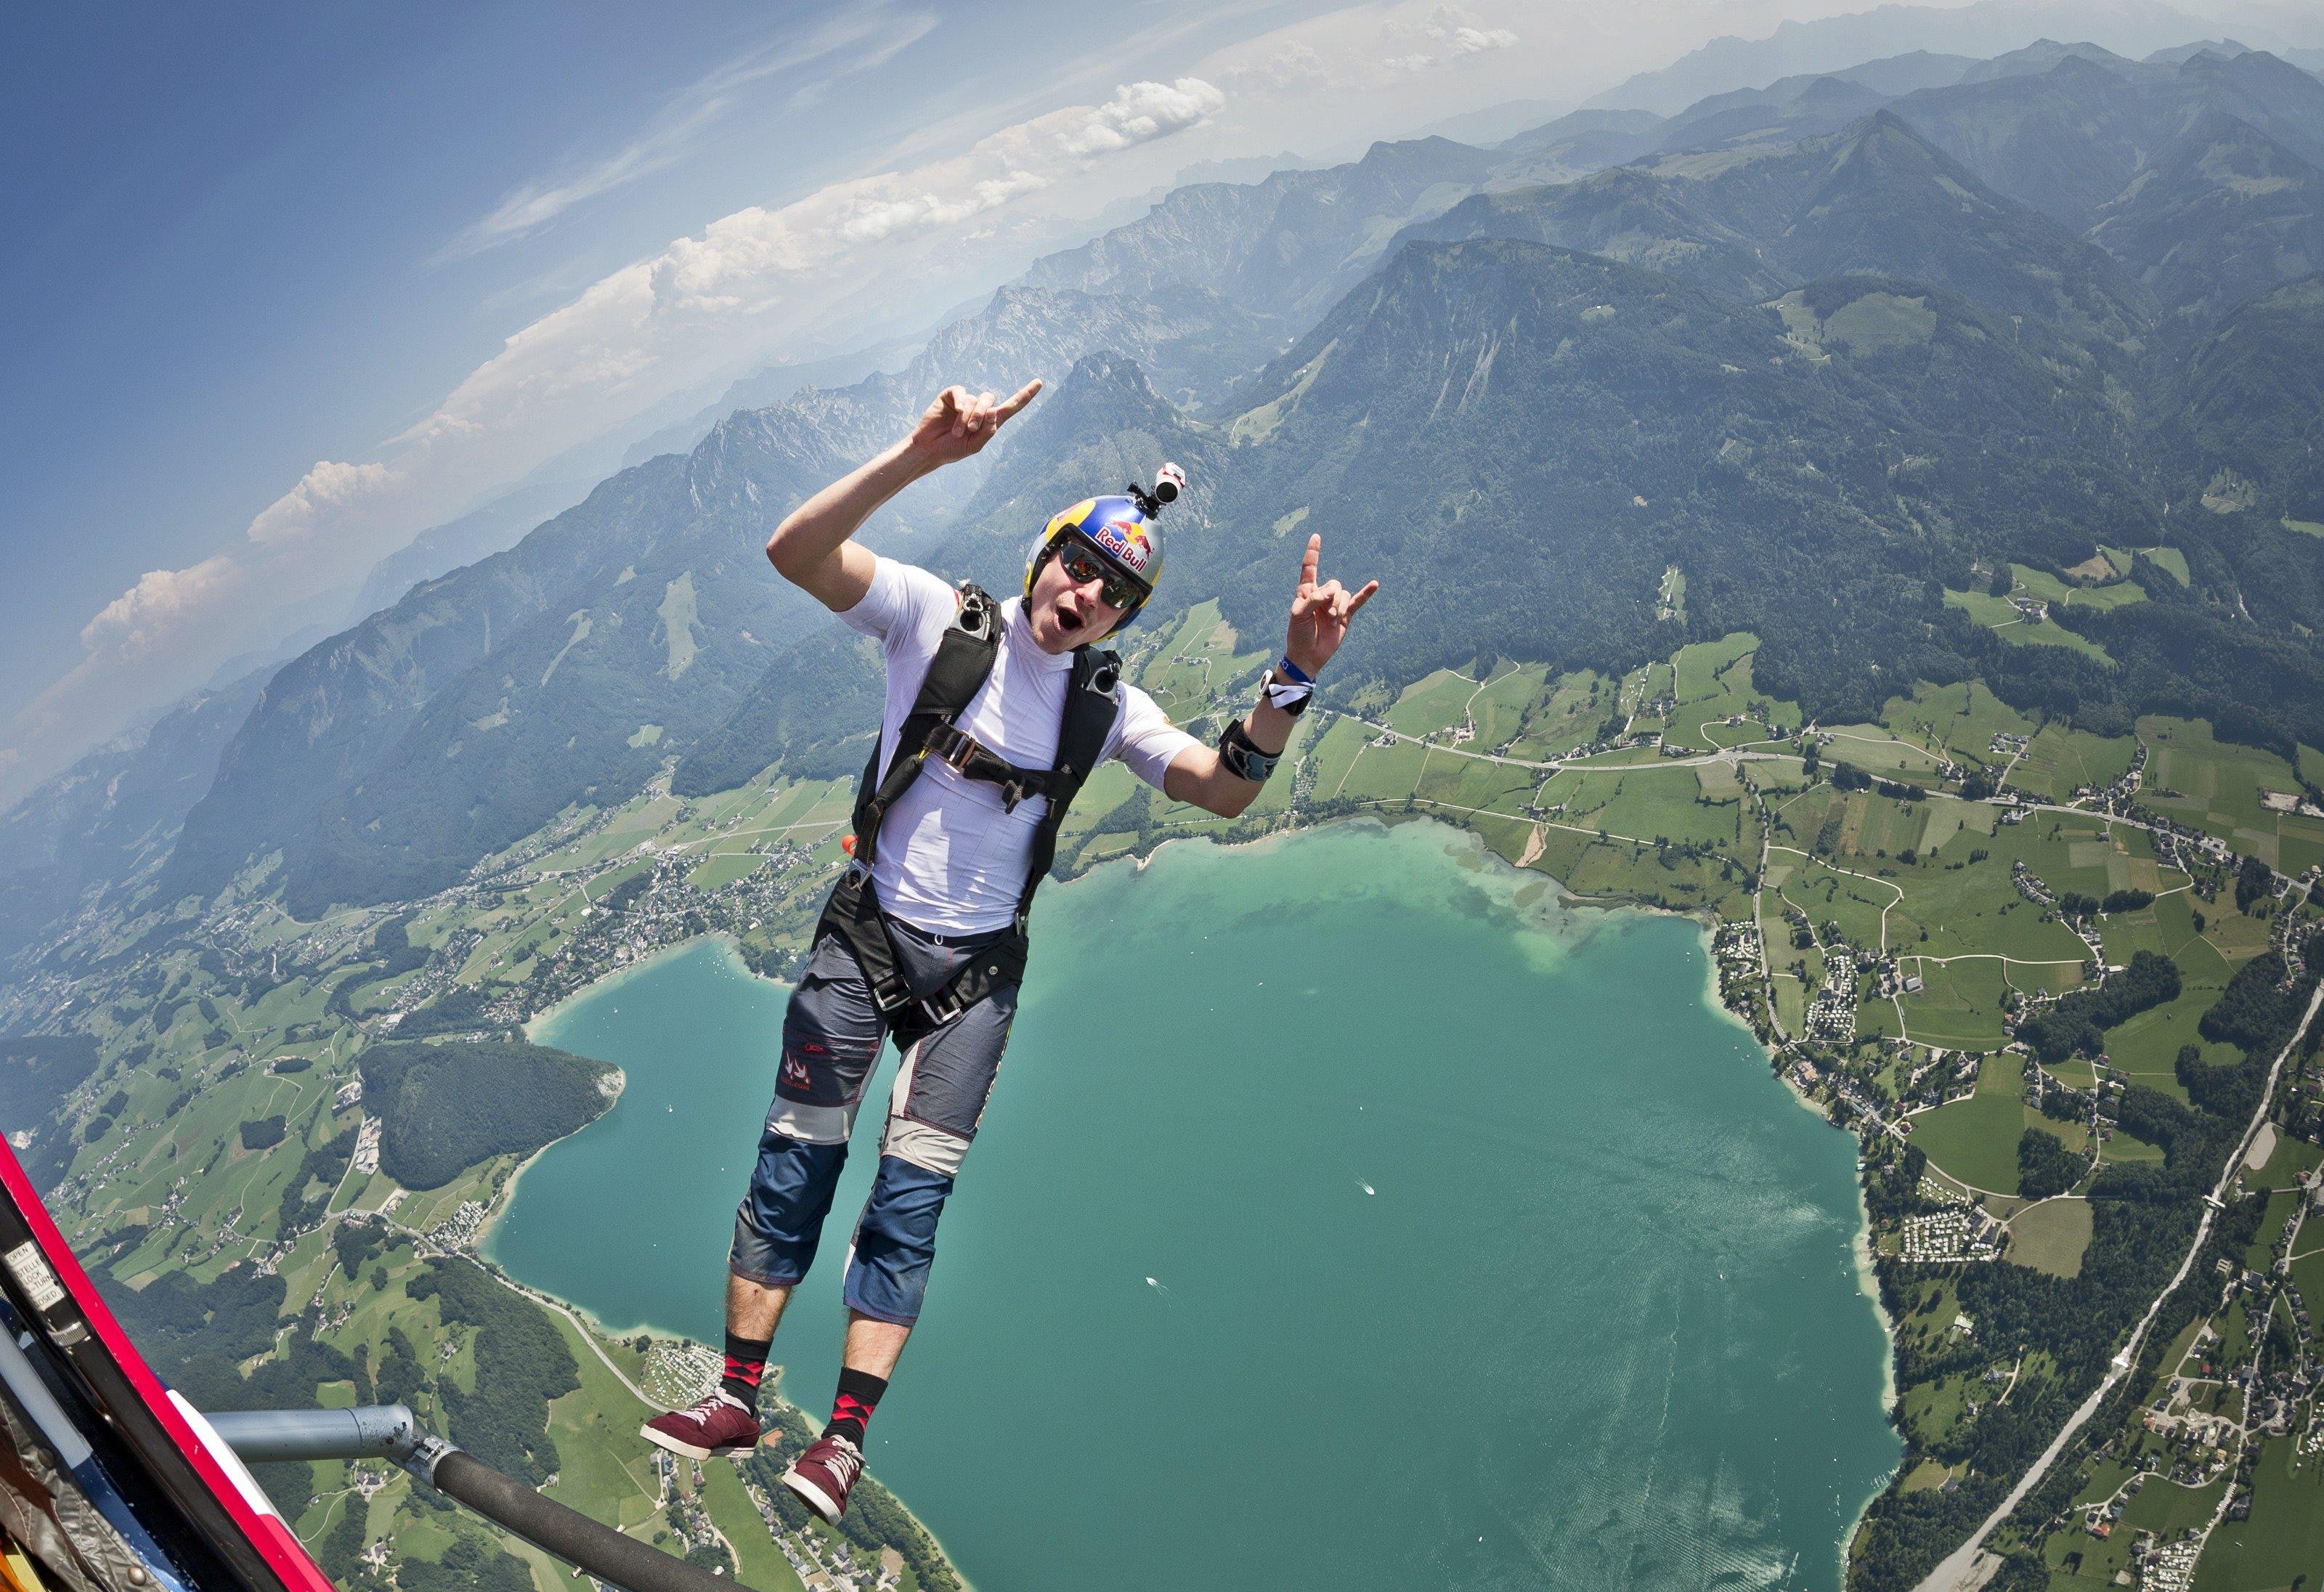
top-left (641, 1392), bottom-right (761, 1460)
top-left (781, 1432), bottom-right (865, 1522)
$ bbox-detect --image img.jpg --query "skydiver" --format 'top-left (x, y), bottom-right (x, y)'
top-left (642, 378), bottom-right (1376, 1522)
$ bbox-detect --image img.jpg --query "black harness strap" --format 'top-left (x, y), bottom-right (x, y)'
top-left (848, 585), bottom-right (1001, 869)
top-left (1017, 645), bottom-right (1120, 925)
top-left (820, 583), bottom-right (1120, 1043)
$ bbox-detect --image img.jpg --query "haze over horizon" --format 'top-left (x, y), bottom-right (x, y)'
top-left (4, 0), bottom-right (2319, 805)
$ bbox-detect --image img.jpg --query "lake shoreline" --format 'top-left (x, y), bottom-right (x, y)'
top-left (484, 933), bottom-right (754, 1264)
top-left (487, 814), bottom-right (1898, 1592)
top-left (478, 932), bottom-right (788, 1273)
top-left (1681, 850), bottom-right (1902, 1581)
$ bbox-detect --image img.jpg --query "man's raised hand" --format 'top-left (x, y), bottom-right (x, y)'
top-left (1284, 532), bottom-right (1379, 678)
top-left (908, 380), bottom-right (1042, 466)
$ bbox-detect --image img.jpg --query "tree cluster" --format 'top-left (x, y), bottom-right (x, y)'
top-left (406, 1259), bottom-right (579, 1485)
top-left (356, 1039), bottom-right (614, 1189)
top-left (2016, 1128), bottom-right (2084, 1199)
top-left (2014, 951), bottom-right (2180, 1062)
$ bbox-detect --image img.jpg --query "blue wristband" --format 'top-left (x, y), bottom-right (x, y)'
top-left (1275, 654), bottom-right (1312, 686)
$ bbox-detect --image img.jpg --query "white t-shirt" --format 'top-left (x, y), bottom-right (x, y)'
top-left (838, 556), bottom-right (1198, 934)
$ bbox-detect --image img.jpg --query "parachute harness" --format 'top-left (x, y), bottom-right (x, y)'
top-left (828, 584), bottom-right (1120, 1038)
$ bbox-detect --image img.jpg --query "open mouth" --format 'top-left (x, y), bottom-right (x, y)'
top-left (1057, 596), bottom-right (1089, 631)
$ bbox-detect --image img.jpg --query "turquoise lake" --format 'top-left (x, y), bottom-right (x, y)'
top-left (489, 819), bottom-right (1898, 1590)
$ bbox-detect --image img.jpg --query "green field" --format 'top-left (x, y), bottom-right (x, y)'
top-left (1664, 633), bottom-right (1800, 742)
top-left (686, 853), bottom-right (765, 890)
top-left (1943, 588), bottom-right (2113, 661)
top-left (1542, 763), bottom-right (1750, 850)
top-left (2102, 975), bottom-right (2240, 1100)
top-left (1819, 729), bottom-right (1950, 780)
top-left (2100, 543), bottom-right (2189, 585)
top-left (1773, 852), bottom-right (1896, 951)
top-left (1909, 1055), bottom-right (2028, 1191)
top-left (1466, 662), bottom-right (1551, 750)
top-left (1498, 668), bottom-right (1620, 761)
top-left (2251, 1129), bottom-right (2323, 1190)
top-left (1138, 599), bottom-right (1264, 720)
top-left (2007, 1198), bottom-right (2093, 1278)
top-left (1895, 958), bottom-right (2018, 1049)
top-left (1878, 681), bottom-right (2037, 769)
top-left (2140, 715), bottom-right (2324, 873)
top-left (1385, 667), bottom-right (1485, 737)
top-left (2006, 725), bottom-right (2136, 803)
top-left (2013, 562), bottom-right (2150, 612)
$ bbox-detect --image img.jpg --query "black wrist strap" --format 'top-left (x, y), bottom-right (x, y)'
top-left (1261, 667), bottom-right (1313, 716)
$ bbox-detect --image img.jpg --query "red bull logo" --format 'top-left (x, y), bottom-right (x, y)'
top-left (1091, 517), bottom-right (1153, 574)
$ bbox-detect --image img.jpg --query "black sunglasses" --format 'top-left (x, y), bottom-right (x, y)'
top-left (1055, 537), bottom-right (1150, 611)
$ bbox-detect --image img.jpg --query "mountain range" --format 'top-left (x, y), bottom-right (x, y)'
top-left (12, 32), bottom-right (2324, 963)
top-left (1582, 0), bottom-right (2251, 114)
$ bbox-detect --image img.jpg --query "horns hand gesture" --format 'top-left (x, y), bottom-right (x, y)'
top-left (1285, 533), bottom-right (1379, 678)
top-left (909, 380), bottom-right (1041, 466)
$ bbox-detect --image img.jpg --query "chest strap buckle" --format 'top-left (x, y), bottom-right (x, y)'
top-left (923, 722), bottom-right (982, 773)
top-left (922, 723), bottom-right (1040, 813)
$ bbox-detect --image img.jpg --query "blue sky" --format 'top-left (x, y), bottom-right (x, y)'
top-left (2, 0), bottom-right (1389, 791)
top-left (3, 0), bottom-right (2307, 803)
top-left (3, 3), bottom-right (1303, 752)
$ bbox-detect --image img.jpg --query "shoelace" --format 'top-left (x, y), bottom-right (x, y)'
top-left (818, 1436), bottom-right (864, 1487)
top-left (687, 1393), bottom-right (746, 1426)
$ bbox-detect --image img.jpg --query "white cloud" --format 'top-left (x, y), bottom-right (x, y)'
top-left (1214, 0), bottom-right (1522, 89)
top-left (1447, 25), bottom-right (1518, 53)
top-left (78, 556), bottom-right (243, 657)
top-left (444, 2), bottom-right (943, 258)
top-left (402, 76), bottom-right (1223, 451)
top-left (245, 459), bottom-right (398, 548)
top-left (1056, 78), bottom-right (1227, 157)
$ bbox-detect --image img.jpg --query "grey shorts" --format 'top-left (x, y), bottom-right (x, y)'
top-left (767, 914), bottom-right (1019, 1177)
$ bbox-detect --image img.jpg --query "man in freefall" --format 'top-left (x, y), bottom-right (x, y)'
top-left (643, 378), bottom-right (1376, 1522)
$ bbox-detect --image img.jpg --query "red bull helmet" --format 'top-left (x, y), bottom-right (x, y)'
top-left (1024, 465), bottom-right (1182, 636)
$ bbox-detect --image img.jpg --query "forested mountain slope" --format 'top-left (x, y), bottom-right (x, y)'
top-left (1889, 46), bottom-right (2324, 227)
top-left (1203, 243), bottom-right (2152, 720)
top-left (1020, 135), bottom-right (1501, 325)
top-left (1645, 71), bottom-right (1893, 152)
top-left (2180, 274), bottom-right (2324, 525)
top-left (2082, 109), bottom-right (2324, 345)
top-left (1409, 112), bottom-right (2156, 401)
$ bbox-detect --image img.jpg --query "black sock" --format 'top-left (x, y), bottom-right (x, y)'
top-left (824, 1367), bottom-right (887, 1445)
top-left (720, 1331), bottom-right (772, 1405)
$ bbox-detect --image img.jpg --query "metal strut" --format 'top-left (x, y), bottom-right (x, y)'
top-left (205, 1405), bottom-right (759, 1592)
